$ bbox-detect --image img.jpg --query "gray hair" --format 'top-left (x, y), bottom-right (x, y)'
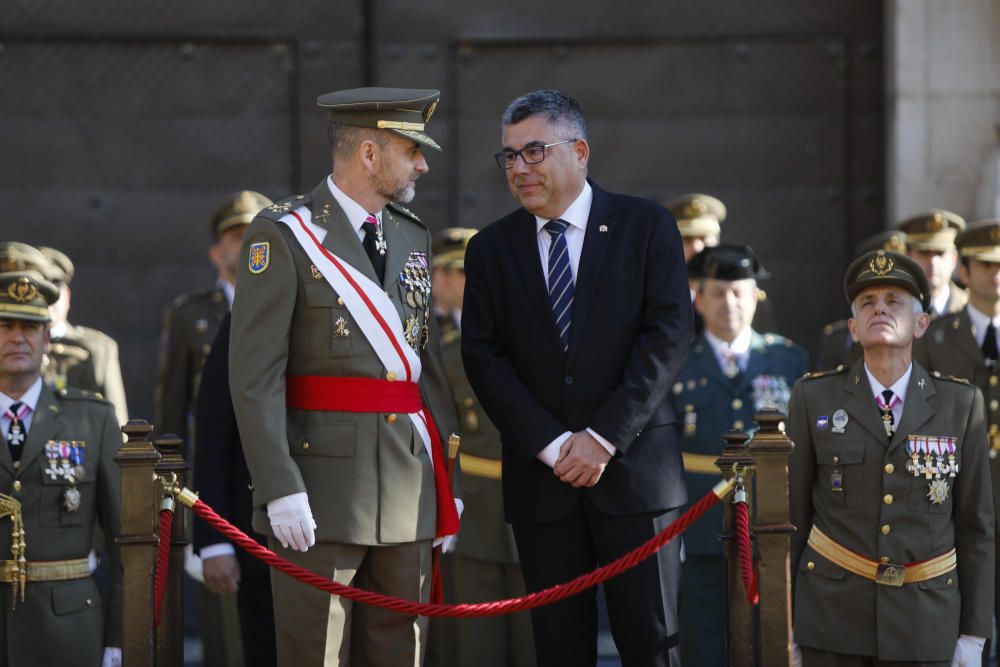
top-left (501, 89), bottom-right (588, 142)
top-left (850, 293), bottom-right (925, 317)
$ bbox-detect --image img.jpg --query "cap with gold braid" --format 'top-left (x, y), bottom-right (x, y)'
top-left (318, 87), bottom-right (442, 151)
top-left (210, 190), bottom-right (273, 239)
top-left (956, 219), bottom-right (1000, 263)
top-left (432, 227), bottom-right (477, 270)
top-left (896, 209), bottom-right (965, 252)
top-left (854, 230), bottom-right (907, 257)
top-left (0, 272), bottom-right (59, 322)
top-left (667, 193), bottom-right (726, 239)
top-left (843, 250), bottom-right (931, 311)
top-left (0, 243), bottom-right (50, 279)
top-left (38, 247), bottom-right (74, 285)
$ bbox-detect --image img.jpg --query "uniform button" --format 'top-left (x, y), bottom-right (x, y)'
top-left (672, 382), bottom-right (683, 395)
top-left (991, 376), bottom-right (999, 387)
top-left (302, 441), bottom-right (311, 450)
top-left (337, 297), bottom-right (345, 306)
top-left (807, 561), bottom-right (815, 570)
top-left (884, 463), bottom-right (894, 474)
top-left (12, 481), bottom-right (21, 493)
top-left (946, 577), bottom-right (953, 585)
top-left (732, 398), bottom-right (743, 410)
top-left (386, 371), bottom-right (396, 382)
top-left (733, 420), bottom-right (745, 430)
top-left (386, 414), bottom-right (397, 424)
top-left (564, 375), bottom-right (574, 385)
top-left (832, 456), bottom-right (840, 464)
top-left (85, 598), bottom-right (92, 607)
top-left (883, 494), bottom-right (893, 505)
top-left (881, 524), bottom-right (891, 535)
top-left (202, 344), bottom-right (211, 355)
top-left (463, 398), bottom-right (474, 407)
top-left (880, 556), bottom-right (890, 563)
top-left (247, 483), bottom-right (255, 492)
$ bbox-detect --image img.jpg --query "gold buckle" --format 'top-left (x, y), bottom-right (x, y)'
top-left (875, 562), bottom-right (906, 586)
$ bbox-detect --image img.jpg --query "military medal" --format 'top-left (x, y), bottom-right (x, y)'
top-left (831, 409), bottom-right (849, 434)
top-left (683, 406), bottom-right (697, 436)
top-left (404, 314), bottom-right (422, 349)
top-left (333, 317), bottom-right (350, 338)
top-left (45, 441), bottom-right (61, 480)
top-left (752, 375), bottom-right (791, 413)
top-left (374, 224), bottom-right (387, 256)
top-left (830, 469), bottom-right (843, 493)
top-left (71, 441), bottom-right (85, 481)
top-left (927, 479), bottom-right (949, 505)
top-left (63, 485), bottom-right (81, 512)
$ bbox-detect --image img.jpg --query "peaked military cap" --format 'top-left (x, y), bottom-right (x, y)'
top-left (956, 219), bottom-right (1000, 263)
top-left (844, 249), bottom-right (931, 311)
top-left (39, 246), bottom-right (75, 285)
top-left (896, 209), bottom-right (965, 251)
top-left (318, 87), bottom-right (442, 152)
top-left (0, 271), bottom-right (58, 322)
top-left (688, 243), bottom-right (769, 281)
top-left (854, 230), bottom-right (907, 257)
top-left (210, 190), bottom-right (273, 238)
top-left (432, 227), bottom-right (477, 270)
top-left (0, 242), bottom-right (50, 278)
top-left (667, 193), bottom-right (726, 239)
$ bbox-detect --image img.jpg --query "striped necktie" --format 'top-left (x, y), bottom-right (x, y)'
top-left (4, 401), bottom-right (28, 462)
top-left (544, 219), bottom-right (574, 351)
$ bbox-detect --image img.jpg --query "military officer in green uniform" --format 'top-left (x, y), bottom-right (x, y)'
top-left (427, 228), bottom-right (535, 667)
top-left (229, 87), bottom-right (460, 666)
top-left (672, 244), bottom-right (807, 667)
top-left (816, 231), bottom-right (909, 371)
top-left (0, 271), bottom-right (122, 666)
top-left (899, 209), bottom-right (968, 318)
top-left (788, 249), bottom-right (994, 666)
top-left (430, 228), bottom-right (475, 338)
top-left (155, 189), bottom-right (271, 667)
top-left (914, 218), bottom-right (1000, 654)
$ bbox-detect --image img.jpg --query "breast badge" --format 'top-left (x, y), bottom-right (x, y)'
top-left (906, 435), bottom-right (958, 504)
top-left (831, 409), bottom-right (849, 434)
top-left (44, 441), bottom-right (86, 512)
top-left (333, 317), bottom-right (350, 338)
top-left (248, 241), bottom-right (270, 274)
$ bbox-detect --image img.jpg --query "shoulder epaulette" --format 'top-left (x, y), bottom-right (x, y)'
top-left (801, 364), bottom-right (847, 381)
top-left (256, 194), bottom-right (310, 221)
top-left (386, 202), bottom-right (424, 227)
top-left (56, 387), bottom-right (111, 404)
top-left (762, 332), bottom-right (795, 348)
top-left (930, 370), bottom-right (971, 385)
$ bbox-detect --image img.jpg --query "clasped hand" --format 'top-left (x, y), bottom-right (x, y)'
top-left (553, 431), bottom-right (611, 488)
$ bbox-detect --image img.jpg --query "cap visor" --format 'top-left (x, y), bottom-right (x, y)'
top-left (393, 128), bottom-right (441, 151)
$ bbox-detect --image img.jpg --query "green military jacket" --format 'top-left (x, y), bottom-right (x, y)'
top-left (0, 384), bottom-right (122, 665)
top-left (787, 360), bottom-right (994, 661)
top-left (439, 321), bottom-right (518, 564)
top-left (45, 322), bottom-right (128, 427)
top-left (229, 179), bottom-right (457, 546)
top-left (154, 285), bottom-right (228, 439)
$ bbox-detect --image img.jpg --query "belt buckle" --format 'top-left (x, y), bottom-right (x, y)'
top-left (875, 562), bottom-right (906, 587)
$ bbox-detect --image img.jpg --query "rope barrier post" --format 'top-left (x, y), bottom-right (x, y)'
top-left (749, 409), bottom-right (795, 666)
top-left (717, 429), bottom-right (755, 667)
top-left (152, 435), bottom-right (186, 666)
top-left (115, 420), bottom-right (161, 667)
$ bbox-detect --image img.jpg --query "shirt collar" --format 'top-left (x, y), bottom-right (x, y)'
top-left (327, 175), bottom-right (382, 234)
top-left (864, 362), bottom-right (912, 404)
top-left (966, 303), bottom-right (1000, 334)
top-left (217, 280), bottom-right (235, 308)
top-left (534, 181), bottom-right (593, 235)
top-left (0, 377), bottom-right (44, 416)
top-left (704, 326), bottom-right (753, 358)
top-left (931, 286), bottom-right (951, 316)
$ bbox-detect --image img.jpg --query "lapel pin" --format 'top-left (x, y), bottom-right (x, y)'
top-left (599, 224), bottom-right (608, 232)
top-left (855, 375), bottom-right (861, 385)
top-left (918, 378), bottom-right (926, 390)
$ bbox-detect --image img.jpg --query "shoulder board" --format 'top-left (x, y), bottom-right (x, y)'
top-left (761, 332), bottom-right (794, 348)
top-left (56, 387), bottom-right (111, 404)
top-left (822, 319), bottom-right (849, 336)
top-left (801, 365), bottom-right (847, 381)
top-left (930, 371), bottom-right (971, 385)
top-left (386, 202), bottom-right (424, 226)
top-left (256, 194), bottom-right (310, 221)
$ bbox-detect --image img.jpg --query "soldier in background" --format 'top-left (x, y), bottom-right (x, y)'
top-left (427, 228), bottom-right (535, 667)
top-left (899, 209), bottom-right (968, 317)
top-left (0, 271), bottom-right (123, 666)
top-left (155, 189), bottom-right (272, 667)
top-left (914, 218), bottom-right (1000, 663)
top-left (815, 231), bottom-right (908, 370)
top-left (672, 245), bottom-right (807, 667)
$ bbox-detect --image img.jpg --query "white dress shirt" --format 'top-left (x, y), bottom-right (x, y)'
top-left (1, 376), bottom-right (43, 435)
top-left (931, 286), bottom-right (952, 318)
top-left (530, 182), bottom-right (616, 467)
top-left (965, 303), bottom-right (1000, 349)
top-left (864, 362), bottom-right (911, 426)
top-left (704, 327), bottom-right (753, 375)
top-left (328, 175), bottom-right (382, 242)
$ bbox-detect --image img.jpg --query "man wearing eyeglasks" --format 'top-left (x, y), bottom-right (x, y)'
top-left (462, 89), bottom-right (692, 666)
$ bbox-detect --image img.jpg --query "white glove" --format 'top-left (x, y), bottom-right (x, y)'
top-left (791, 641), bottom-right (802, 667)
top-left (951, 635), bottom-right (985, 666)
top-left (433, 498), bottom-right (464, 552)
top-left (267, 492), bottom-right (317, 552)
top-left (102, 647), bottom-right (122, 667)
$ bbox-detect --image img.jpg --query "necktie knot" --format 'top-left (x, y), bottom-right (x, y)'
top-left (361, 214), bottom-right (386, 281)
top-left (544, 219), bottom-right (569, 238)
top-left (361, 215), bottom-right (379, 234)
top-left (4, 402), bottom-right (25, 421)
top-left (881, 389), bottom-right (894, 407)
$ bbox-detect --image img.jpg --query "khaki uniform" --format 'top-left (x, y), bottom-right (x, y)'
top-left (229, 181), bottom-right (457, 665)
top-left (0, 385), bottom-right (122, 667)
top-left (787, 361), bottom-right (994, 662)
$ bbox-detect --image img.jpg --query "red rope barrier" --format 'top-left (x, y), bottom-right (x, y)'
top-left (188, 487), bottom-right (725, 617)
top-left (735, 501), bottom-right (758, 605)
top-left (153, 507), bottom-right (173, 627)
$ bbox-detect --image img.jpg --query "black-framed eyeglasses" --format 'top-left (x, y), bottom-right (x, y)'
top-left (494, 139), bottom-right (577, 170)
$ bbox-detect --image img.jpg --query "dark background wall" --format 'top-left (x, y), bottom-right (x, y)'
top-left (2, 1), bottom-right (883, 425)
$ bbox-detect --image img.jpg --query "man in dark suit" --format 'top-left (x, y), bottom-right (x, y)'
top-left (193, 312), bottom-right (276, 666)
top-left (462, 89), bottom-right (692, 666)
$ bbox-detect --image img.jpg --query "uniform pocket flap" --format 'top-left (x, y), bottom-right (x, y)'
top-left (51, 579), bottom-right (101, 616)
top-left (294, 416), bottom-right (356, 457)
top-left (799, 548), bottom-right (847, 580)
top-left (304, 281), bottom-right (345, 308)
top-left (815, 441), bottom-right (865, 465)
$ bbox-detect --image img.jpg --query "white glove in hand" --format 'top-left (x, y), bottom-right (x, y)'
top-left (951, 635), bottom-right (985, 667)
top-left (102, 647), bottom-right (122, 667)
top-left (267, 492), bottom-right (317, 552)
top-left (791, 641), bottom-right (802, 667)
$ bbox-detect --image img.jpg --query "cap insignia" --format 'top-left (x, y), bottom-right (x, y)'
top-left (8, 277), bottom-right (37, 303)
top-left (424, 98), bottom-right (438, 123)
top-left (930, 212), bottom-right (944, 231)
top-left (870, 250), bottom-right (894, 277)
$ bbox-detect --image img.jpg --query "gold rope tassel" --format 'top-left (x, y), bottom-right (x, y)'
top-left (0, 493), bottom-right (26, 609)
